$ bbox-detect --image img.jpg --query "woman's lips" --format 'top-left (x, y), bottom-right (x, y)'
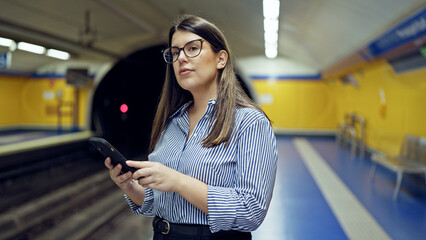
top-left (179, 68), bottom-right (193, 75)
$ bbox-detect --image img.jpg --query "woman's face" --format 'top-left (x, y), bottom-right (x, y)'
top-left (171, 30), bottom-right (224, 98)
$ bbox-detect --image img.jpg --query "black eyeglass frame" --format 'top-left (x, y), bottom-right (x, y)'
top-left (162, 39), bottom-right (205, 64)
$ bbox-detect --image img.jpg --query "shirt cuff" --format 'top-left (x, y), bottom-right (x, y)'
top-left (124, 188), bottom-right (155, 216)
top-left (207, 185), bottom-right (237, 232)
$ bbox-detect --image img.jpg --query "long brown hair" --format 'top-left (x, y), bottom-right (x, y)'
top-left (148, 15), bottom-right (267, 154)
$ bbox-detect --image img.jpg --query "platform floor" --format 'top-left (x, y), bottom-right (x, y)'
top-left (0, 129), bottom-right (92, 156)
top-left (0, 129), bottom-right (62, 146)
top-left (2, 131), bottom-right (425, 239)
top-left (253, 136), bottom-right (426, 240)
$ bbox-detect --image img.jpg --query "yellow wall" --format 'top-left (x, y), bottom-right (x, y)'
top-left (328, 60), bottom-right (426, 155)
top-left (252, 60), bottom-right (426, 156)
top-left (0, 75), bottom-right (26, 125)
top-left (252, 79), bottom-right (337, 130)
top-left (0, 75), bottom-right (90, 129)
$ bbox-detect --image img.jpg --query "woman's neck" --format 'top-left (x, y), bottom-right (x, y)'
top-left (190, 85), bottom-right (217, 112)
top-left (191, 93), bottom-right (216, 114)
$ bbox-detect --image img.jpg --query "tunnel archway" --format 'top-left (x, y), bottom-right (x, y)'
top-left (91, 45), bottom-right (256, 158)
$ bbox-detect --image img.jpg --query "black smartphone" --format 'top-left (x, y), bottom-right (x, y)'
top-left (89, 137), bottom-right (138, 173)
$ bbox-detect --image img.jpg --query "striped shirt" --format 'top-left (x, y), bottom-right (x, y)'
top-left (125, 99), bottom-right (277, 233)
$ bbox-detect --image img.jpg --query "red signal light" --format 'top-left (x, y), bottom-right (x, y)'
top-left (120, 104), bottom-right (128, 113)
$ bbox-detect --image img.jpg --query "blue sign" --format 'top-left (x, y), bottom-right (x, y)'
top-left (0, 52), bottom-right (11, 69)
top-left (367, 7), bottom-right (426, 57)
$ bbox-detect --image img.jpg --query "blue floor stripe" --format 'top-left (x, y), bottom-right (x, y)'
top-left (253, 136), bottom-right (347, 240)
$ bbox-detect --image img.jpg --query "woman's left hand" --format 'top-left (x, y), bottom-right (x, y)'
top-left (127, 160), bottom-right (209, 214)
top-left (126, 160), bottom-right (182, 193)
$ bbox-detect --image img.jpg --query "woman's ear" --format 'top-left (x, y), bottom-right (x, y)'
top-left (216, 50), bottom-right (228, 69)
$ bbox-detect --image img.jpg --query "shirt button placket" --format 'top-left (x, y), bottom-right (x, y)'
top-left (171, 134), bottom-right (186, 221)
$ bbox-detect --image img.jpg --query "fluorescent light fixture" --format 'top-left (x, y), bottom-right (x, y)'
top-left (265, 41), bottom-right (278, 59)
top-left (0, 37), bottom-right (14, 47)
top-left (263, 0), bottom-right (280, 19)
top-left (265, 47), bottom-right (278, 59)
top-left (264, 18), bottom-right (279, 32)
top-left (265, 41), bottom-right (278, 49)
top-left (263, 0), bottom-right (280, 59)
top-left (265, 31), bottom-right (278, 43)
top-left (17, 42), bottom-right (45, 54)
top-left (46, 49), bottom-right (70, 60)
top-left (9, 41), bottom-right (17, 51)
top-left (3, 38), bottom-right (70, 60)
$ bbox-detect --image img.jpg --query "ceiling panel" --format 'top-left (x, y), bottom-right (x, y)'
top-left (0, 0), bottom-right (425, 73)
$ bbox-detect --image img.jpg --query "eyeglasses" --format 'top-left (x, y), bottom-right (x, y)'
top-left (162, 39), bottom-right (204, 63)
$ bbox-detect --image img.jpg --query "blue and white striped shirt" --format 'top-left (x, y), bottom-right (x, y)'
top-left (125, 99), bottom-right (277, 233)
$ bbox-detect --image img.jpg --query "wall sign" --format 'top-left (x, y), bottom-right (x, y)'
top-left (367, 7), bottom-right (426, 57)
top-left (0, 52), bottom-right (11, 69)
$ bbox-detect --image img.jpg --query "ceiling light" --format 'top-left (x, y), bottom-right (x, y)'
top-left (265, 31), bottom-right (278, 43)
top-left (0, 37), bottom-right (14, 47)
top-left (17, 42), bottom-right (45, 54)
top-left (46, 49), bottom-right (70, 60)
top-left (264, 18), bottom-right (279, 32)
top-left (265, 41), bottom-right (278, 49)
top-left (265, 47), bottom-right (278, 59)
top-left (263, 0), bottom-right (280, 19)
top-left (263, 0), bottom-right (280, 59)
top-left (265, 41), bottom-right (278, 56)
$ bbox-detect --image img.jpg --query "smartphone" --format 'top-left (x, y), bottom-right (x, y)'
top-left (89, 137), bottom-right (138, 173)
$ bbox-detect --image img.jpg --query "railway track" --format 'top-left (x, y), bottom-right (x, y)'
top-left (0, 140), bottom-right (151, 240)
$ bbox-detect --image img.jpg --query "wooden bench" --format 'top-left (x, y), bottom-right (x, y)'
top-left (369, 135), bottom-right (426, 199)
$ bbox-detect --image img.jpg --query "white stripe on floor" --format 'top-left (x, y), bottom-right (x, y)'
top-left (293, 138), bottom-right (391, 240)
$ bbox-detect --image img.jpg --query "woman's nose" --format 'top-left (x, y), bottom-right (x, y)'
top-left (177, 50), bottom-right (188, 62)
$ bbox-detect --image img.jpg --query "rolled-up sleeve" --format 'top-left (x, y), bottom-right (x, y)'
top-left (207, 117), bottom-right (278, 232)
top-left (124, 188), bottom-right (155, 216)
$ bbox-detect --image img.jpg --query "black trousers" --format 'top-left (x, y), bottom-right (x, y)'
top-left (153, 231), bottom-right (252, 240)
top-left (152, 217), bottom-right (251, 240)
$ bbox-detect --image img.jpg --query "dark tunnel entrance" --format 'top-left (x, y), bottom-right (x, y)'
top-left (91, 45), bottom-right (256, 159)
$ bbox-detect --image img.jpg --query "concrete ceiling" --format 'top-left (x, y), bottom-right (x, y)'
top-left (0, 0), bottom-right (425, 73)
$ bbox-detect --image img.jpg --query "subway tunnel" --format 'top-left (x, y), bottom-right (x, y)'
top-left (91, 44), bottom-right (167, 158)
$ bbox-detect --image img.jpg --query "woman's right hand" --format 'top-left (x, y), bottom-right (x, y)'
top-left (104, 157), bottom-right (134, 191)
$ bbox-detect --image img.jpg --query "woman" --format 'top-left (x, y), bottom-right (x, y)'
top-left (105, 15), bottom-right (277, 240)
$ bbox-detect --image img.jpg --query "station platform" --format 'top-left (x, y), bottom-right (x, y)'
top-left (1, 133), bottom-right (425, 239)
top-left (0, 129), bottom-right (93, 157)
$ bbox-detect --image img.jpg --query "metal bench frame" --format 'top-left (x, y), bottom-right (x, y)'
top-left (369, 135), bottom-right (426, 199)
top-left (336, 113), bottom-right (366, 160)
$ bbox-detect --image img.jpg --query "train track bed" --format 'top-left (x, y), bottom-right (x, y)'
top-left (0, 140), bottom-right (151, 240)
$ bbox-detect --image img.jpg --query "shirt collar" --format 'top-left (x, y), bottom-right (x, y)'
top-left (169, 99), bottom-right (217, 119)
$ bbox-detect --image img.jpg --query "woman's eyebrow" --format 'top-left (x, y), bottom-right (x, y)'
top-left (171, 39), bottom-right (199, 48)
